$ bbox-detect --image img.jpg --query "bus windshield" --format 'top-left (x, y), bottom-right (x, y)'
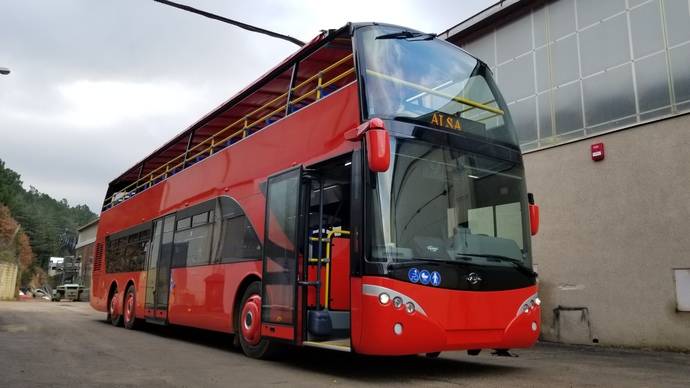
top-left (357, 25), bottom-right (518, 147)
top-left (369, 137), bottom-right (531, 267)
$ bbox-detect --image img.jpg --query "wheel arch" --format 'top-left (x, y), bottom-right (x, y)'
top-left (125, 279), bottom-right (136, 293)
top-left (106, 280), bottom-right (119, 319)
top-left (232, 274), bottom-right (261, 333)
top-left (107, 280), bottom-right (119, 301)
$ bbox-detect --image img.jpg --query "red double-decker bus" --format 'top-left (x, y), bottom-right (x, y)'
top-left (91, 23), bottom-right (541, 359)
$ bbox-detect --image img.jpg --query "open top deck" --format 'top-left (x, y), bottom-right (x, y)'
top-left (103, 24), bottom-right (356, 211)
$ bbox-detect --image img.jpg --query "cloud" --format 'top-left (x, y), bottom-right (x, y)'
top-left (56, 80), bottom-right (206, 128)
top-left (0, 0), bottom-right (493, 212)
top-left (2, 79), bottom-right (208, 130)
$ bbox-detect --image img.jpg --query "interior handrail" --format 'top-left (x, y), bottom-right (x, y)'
top-left (365, 69), bottom-right (505, 115)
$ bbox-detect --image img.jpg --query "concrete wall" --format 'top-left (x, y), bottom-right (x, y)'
top-left (525, 113), bottom-right (690, 350)
top-left (0, 262), bottom-right (18, 300)
top-left (76, 223), bottom-right (97, 246)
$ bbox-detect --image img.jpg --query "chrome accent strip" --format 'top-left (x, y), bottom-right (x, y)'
top-left (362, 284), bottom-right (428, 317)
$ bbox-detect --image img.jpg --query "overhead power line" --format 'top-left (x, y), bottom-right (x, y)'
top-left (153, 0), bottom-right (305, 47)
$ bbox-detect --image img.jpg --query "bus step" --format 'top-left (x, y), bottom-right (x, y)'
top-left (145, 318), bottom-right (168, 326)
top-left (302, 338), bottom-right (351, 352)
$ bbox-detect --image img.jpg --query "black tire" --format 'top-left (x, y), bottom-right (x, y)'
top-left (237, 281), bottom-right (282, 359)
top-left (123, 285), bottom-right (139, 330)
top-left (108, 288), bottom-right (123, 327)
top-left (426, 352), bottom-right (441, 358)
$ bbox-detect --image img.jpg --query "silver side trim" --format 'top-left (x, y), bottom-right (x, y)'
top-left (362, 284), bottom-right (428, 317)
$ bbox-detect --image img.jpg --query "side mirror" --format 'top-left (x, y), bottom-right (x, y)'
top-left (344, 118), bottom-right (391, 173)
top-left (365, 128), bottom-right (390, 173)
top-left (528, 193), bottom-right (539, 236)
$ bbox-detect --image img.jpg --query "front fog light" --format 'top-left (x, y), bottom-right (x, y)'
top-left (393, 297), bottom-right (403, 309)
top-left (405, 302), bottom-right (415, 314)
top-left (393, 322), bottom-right (403, 335)
top-left (379, 293), bottom-right (390, 305)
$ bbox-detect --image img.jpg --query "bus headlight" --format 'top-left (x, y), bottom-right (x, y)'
top-left (405, 302), bottom-right (415, 314)
top-left (518, 294), bottom-right (541, 316)
top-left (379, 293), bottom-right (390, 305)
top-left (393, 297), bottom-right (403, 309)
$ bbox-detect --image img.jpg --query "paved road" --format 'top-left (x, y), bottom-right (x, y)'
top-left (1, 300), bottom-right (689, 387)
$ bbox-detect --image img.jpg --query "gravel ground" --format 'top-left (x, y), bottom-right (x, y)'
top-left (1, 300), bottom-right (689, 387)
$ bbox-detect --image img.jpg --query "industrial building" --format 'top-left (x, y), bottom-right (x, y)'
top-left (441, 0), bottom-right (690, 350)
top-left (75, 218), bottom-right (98, 294)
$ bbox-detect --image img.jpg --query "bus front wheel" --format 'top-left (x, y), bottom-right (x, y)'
top-left (237, 281), bottom-right (281, 359)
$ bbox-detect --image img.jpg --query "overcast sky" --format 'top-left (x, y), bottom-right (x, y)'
top-left (0, 0), bottom-right (492, 213)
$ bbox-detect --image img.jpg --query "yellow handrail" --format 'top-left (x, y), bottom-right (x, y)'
top-left (105, 54), bottom-right (356, 209)
top-left (365, 69), bottom-right (505, 115)
top-left (308, 229), bottom-right (350, 310)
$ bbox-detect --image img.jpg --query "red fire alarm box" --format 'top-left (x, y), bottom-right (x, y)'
top-left (591, 142), bottom-right (605, 161)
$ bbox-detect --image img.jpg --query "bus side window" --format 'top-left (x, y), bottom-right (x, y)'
top-left (172, 211), bottom-right (214, 267)
top-left (219, 215), bottom-right (261, 263)
top-left (216, 197), bottom-right (261, 263)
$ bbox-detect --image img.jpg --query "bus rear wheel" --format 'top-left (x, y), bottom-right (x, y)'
top-left (109, 289), bottom-right (123, 327)
top-left (123, 285), bottom-right (139, 330)
top-left (237, 281), bottom-right (281, 359)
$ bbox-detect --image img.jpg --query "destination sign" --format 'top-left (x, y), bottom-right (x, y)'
top-left (429, 112), bottom-right (462, 131)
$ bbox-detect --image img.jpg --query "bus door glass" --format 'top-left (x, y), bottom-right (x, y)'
top-left (261, 167), bottom-right (305, 341)
top-left (144, 218), bottom-right (162, 316)
top-left (145, 214), bottom-right (175, 321)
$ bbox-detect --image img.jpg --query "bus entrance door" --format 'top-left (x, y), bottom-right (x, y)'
top-left (144, 214), bottom-right (175, 323)
top-left (260, 167), bottom-right (306, 342)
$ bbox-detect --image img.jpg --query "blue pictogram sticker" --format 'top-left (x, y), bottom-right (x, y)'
top-left (430, 271), bottom-right (442, 287)
top-left (408, 268), bottom-right (420, 283)
top-left (420, 270), bottom-right (431, 285)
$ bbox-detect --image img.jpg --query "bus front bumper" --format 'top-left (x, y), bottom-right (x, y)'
top-left (352, 277), bottom-right (540, 356)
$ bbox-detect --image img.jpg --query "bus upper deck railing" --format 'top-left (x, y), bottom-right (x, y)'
top-left (103, 53), bottom-right (355, 210)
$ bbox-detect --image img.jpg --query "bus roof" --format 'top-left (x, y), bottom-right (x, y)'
top-left (108, 24), bottom-right (351, 190)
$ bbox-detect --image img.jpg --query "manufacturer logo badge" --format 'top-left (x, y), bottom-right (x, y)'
top-left (466, 272), bottom-right (482, 285)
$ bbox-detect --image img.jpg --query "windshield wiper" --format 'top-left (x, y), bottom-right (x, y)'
top-left (376, 30), bottom-right (436, 41)
top-left (456, 253), bottom-right (537, 278)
